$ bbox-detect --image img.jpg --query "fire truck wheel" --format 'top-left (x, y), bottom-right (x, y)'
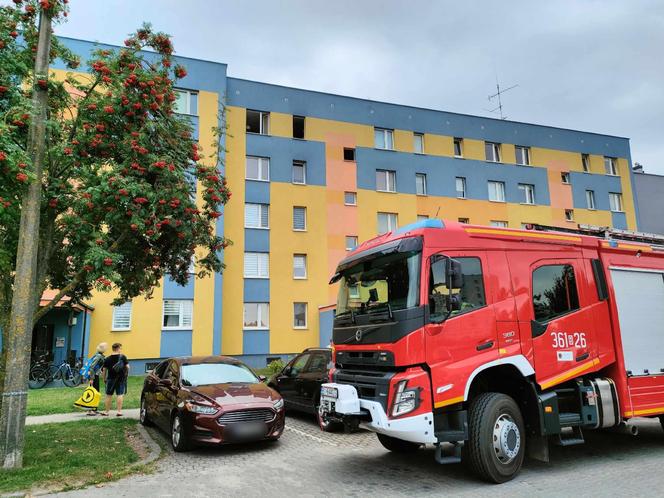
top-left (376, 433), bottom-right (422, 453)
top-left (467, 392), bottom-right (525, 483)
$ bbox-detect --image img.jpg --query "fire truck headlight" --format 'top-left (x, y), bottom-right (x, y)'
top-left (391, 381), bottom-right (419, 417)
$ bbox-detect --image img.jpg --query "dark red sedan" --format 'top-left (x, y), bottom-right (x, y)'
top-left (140, 356), bottom-right (285, 451)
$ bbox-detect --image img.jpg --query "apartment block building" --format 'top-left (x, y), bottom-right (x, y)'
top-left (48, 37), bottom-right (640, 370)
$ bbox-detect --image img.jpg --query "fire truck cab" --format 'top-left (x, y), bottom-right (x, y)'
top-left (320, 219), bottom-right (664, 483)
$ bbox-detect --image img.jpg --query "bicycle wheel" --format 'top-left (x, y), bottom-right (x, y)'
top-left (63, 367), bottom-right (82, 387)
top-left (28, 366), bottom-right (49, 389)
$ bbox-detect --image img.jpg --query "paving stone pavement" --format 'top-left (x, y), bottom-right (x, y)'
top-left (49, 414), bottom-right (664, 498)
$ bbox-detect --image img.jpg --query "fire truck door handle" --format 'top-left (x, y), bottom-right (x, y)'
top-left (576, 352), bottom-right (590, 362)
top-left (476, 340), bottom-right (494, 351)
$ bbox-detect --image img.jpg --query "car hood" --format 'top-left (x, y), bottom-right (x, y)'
top-left (188, 382), bottom-right (278, 407)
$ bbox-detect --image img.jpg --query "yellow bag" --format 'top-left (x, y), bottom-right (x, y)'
top-left (74, 386), bottom-right (101, 410)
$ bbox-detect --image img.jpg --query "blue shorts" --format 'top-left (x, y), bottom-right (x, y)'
top-left (105, 377), bottom-right (127, 396)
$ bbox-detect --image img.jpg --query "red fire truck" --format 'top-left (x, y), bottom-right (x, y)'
top-left (320, 219), bottom-right (664, 482)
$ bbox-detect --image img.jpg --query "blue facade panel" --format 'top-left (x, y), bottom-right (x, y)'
top-left (242, 330), bottom-right (270, 355)
top-left (569, 172), bottom-right (623, 211)
top-left (246, 134), bottom-right (326, 186)
top-left (356, 149), bottom-right (551, 205)
top-left (245, 228), bottom-right (270, 252)
top-left (245, 180), bottom-right (271, 204)
top-left (319, 309), bottom-right (334, 348)
top-left (160, 330), bottom-right (193, 357)
top-left (611, 211), bottom-right (628, 229)
top-left (244, 279), bottom-right (270, 302)
top-left (163, 276), bottom-right (195, 299)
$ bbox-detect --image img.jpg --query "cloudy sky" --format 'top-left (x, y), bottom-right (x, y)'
top-left (56, 0), bottom-right (664, 174)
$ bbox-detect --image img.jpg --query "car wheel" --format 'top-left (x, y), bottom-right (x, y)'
top-left (316, 402), bottom-right (341, 432)
top-left (139, 396), bottom-right (153, 427)
top-left (376, 433), bottom-right (422, 453)
top-left (171, 413), bottom-right (190, 452)
top-left (467, 392), bottom-right (525, 483)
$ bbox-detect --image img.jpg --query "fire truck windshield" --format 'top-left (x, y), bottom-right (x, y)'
top-left (336, 250), bottom-right (421, 318)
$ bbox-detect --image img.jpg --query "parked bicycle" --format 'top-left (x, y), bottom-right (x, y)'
top-left (29, 357), bottom-right (83, 389)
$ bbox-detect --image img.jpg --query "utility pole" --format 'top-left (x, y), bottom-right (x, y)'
top-left (0, 11), bottom-right (53, 469)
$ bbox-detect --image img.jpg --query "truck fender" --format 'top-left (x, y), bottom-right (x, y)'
top-left (463, 355), bottom-right (535, 401)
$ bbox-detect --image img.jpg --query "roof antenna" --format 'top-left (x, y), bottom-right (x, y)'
top-left (486, 75), bottom-right (518, 120)
top-left (435, 206), bottom-right (441, 218)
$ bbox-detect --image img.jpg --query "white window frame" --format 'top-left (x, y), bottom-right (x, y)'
top-left (488, 181), bottom-right (506, 202)
top-left (609, 192), bottom-right (624, 212)
top-left (565, 209), bottom-right (574, 221)
top-left (374, 128), bottom-right (394, 150)
top-left (417, 215), bottom-right (428, 222)
top-left (605, 156), bottom-right (618, 176)
top-left (485, 142), bottom-right (501, 162)
top-left (345, 236), bottom-right (358, 251)
top-left (293, 254), bottom-right (307, 279)
top-left (244, 203), bottom-right (269, 229)
top-left (581, 154), bottom-right (590, 172)
top-left (174, 89), bottom-right (196, 116)
top-left (244, 252), bottom-right (269, 279)
top-left (162, 300), bottom-right (193, 330)
top-left (413, 132), bottom-right (424, 154)
top-left (293, 206), bottom-right (307, 231)
top-left (561, 172), bottom-right (570, 184)
top-left (111, 302), bottom-right (132, 331)
top-left (247, 109), bottom-right (270, 135)
top-left (245, 156), bottom-right (270, 182)
top-left (515, 146), bottom-right (531, 166)
top-left (454, 138), bottom-right (463, 158)
top-left (456, 177), bottom-right (466, 199)
top-left (458, 217), bottom-right (470, 224)
top-left (344, 192), bottom-right (357, 206)
top-left (490, 220), bottom-right (508, 228)
top-left (292, 160), bottom-right (306, 185)
top-left (293, 302), bottom-right (308, 329)
top-left (586, 190), bottom-right (596, 210)
top-left (415, 173), bottom-right (427, 196)
top-left (243, 302), bottom-right (269, 330)
top-left (518, 183), bottom-right (536, 205)
top-left (377, 212), bottom-right (398, 234)
top-left (376, 170), bottom-right (396, 193)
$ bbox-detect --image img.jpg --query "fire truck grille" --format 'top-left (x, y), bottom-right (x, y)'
top-left (217, 409), bottom-right (275, 424)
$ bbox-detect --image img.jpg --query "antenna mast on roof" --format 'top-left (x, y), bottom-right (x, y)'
top-left (486, 77), bottom-right (519, 120)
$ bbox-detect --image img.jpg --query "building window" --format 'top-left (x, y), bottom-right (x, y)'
top-left (485, 142), bottom-right (501, 162)
top-left (561, 172), bottom-right (570, 184)
top-left (376, 170), bottom-right (396, 192)
top-left (609, 192), bottom-right (624, 212)
top-left (292, 160), bottom-right (306, 185)
top-left (585, 190), bottom-right (596, 210)
top-left (246, 109), bottom-right (269, 135)
top-left (293, 115), bottom-right (305, 139)
top-left (345, 236), bottom-right (358, 251)
top-left (293, 302), bottom-right (308, 329)
top-left (413, 133), bottom-right (424, 154)
top-left (343, 148), bottom-right (355, 161)
top-left (565, 209), bottom-right (574, 221)
top-left (515, 146), bottom-right (530, 166)
top-left (604, 156), bottom-right (618, 176)
top-left (458, 217), bottom-right (470, 224)
top-left (111, 302), bottom-right (132, 331)
top-left (374, 128), bottom-right (394, 150)
top-left (490, 220), bottom-right (508, 227)
top-left (245, 203), bottom-right (269, 229)
top-left (581, 153), bottom-right (590, 172)
top-left (532, 265), bottom-right (579, 322)
top-left (243, 303), bottom-right (269, 329)
top-left (244, 252), bottom-right (269, 279)
top-left (454, 137), bottom-right (463, 157)
top-left (174, 89), bottom-right (197, 115)
top-left (163, 300), bottom-right (193, 330)
top-left (349, 285), bottom-right (360, 299)
top-left (377, 212), bottom-right (398, 234)
top-left (518, 183), bottom-right (536, 205)
top-left (293, 254), bottom-right (307, 279)
top-left (417, 215), bottom-right (428, 222)
top-left (344, 192), bottom-right (357, 206)
top-left (245, 156), bottom-right (270, 181)
top-left (488, 181), bottom-right (506, 202)
top-left (293, 206), bottom-right (307, 231)
top-left (415, 173), bottom-right (427, 196)
top-left (456, 177), bottom-right (467, 199)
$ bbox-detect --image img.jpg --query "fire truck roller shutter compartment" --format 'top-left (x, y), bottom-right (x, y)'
top-left (609, 268), bottom-right (664, 376)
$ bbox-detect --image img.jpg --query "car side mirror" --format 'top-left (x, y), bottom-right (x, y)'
top-left (283, 366), bottom-right (292, 376)
top-left (258, 375), bottom-right (267, 382)
top-left (446, 258), bottom-right (463, 289)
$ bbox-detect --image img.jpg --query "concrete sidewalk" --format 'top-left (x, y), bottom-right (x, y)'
top-left (26, 408), bottom-right (140, 425)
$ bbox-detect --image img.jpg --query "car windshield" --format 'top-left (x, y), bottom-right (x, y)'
top-left (336, 249), bottom-right (421, 317)
top-left (180, 363), bottom-right (258, 386)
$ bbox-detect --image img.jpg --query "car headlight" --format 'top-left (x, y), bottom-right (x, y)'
top-left (391, 380), bottom-right (420, 417)
top-left (273, 398), bottom-right (284, 410)
top-left (185, 402), bottom-right (218, 415)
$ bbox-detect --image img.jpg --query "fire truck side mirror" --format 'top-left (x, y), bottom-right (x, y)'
top-left (447, 258), bottom-right (464, 289)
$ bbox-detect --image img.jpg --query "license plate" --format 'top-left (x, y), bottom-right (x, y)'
top-left (231, 422), bottom-right (266, 438)
top-left (321, 386), bottom-right (338, 399)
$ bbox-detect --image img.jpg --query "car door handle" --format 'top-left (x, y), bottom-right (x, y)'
top-left (576, 351), bottom-right (590, 362)
top-left (476, 340), bottom-right (494, 351)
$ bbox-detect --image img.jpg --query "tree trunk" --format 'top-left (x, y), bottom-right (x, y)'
top-left (0, 12), bottom-right (52, 469)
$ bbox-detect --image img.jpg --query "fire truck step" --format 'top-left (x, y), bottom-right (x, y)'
top-left (555, 426), bottom-right (585, 446)
top-left (434, 442), bottom-right (463, 465)
top-left (558, 412), bottom-right (583, 427)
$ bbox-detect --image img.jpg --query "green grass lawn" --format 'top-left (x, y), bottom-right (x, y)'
top-left (27, 376), bottom-right (145, 416)
top-left (0, 419), bottom-right (144, 494)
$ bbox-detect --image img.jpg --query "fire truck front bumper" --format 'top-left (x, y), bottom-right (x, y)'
top-left (320, 383), bottom-right (437, 444)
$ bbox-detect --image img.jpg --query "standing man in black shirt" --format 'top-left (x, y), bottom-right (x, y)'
top-left (101, 343), bottom-right (130, 416)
